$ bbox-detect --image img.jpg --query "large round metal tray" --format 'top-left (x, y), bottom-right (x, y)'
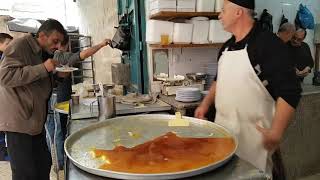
top-left (64, 114), bottom-right (238, 179)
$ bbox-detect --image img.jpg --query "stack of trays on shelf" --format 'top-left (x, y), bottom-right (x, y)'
top-left (177, 0), bottom-right (196, 12)
top-left (149, 0), bottom-right (177, 15)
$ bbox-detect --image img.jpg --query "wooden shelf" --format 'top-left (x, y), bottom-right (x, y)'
top-left (149, 11), bottom-right (220, 21)
top-left (149, 43), bottom-right (223, 49)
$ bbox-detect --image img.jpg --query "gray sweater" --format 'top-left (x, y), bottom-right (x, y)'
top-left (54, 50), bottom-right (81, 66)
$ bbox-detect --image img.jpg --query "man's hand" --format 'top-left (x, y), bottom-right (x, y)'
top-left (194, 105), bottom-right (209, 119)
top-left (57, 72), bottom-right (70, 78)
top-left (301, 67), bottom-right (311, 77)
top-left (101, 39), bottom-right (111, 46)
top-left (297, 67), bottom-right (311, 77)
top-left (44, 59), bottom-right (59, 72)
top-left (256, 125), bottom-right (282, 152)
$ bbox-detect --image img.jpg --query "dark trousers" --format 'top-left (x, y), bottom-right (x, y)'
top-left (0, 131), bottom-right (6, 160)
top-left (6, 131), bottom-right (52, 180)
top-left (272, 149), bottom-right (286, 180)
top-left (57, 76), bottom-right (72, 138)
top-left (59, 113), bottom-right (68, 138)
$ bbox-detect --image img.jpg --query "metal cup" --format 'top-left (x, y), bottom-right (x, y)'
top-left (97, 95), bottom-right (116, 121)
top-left (71, 94), bottom-right (79, 105)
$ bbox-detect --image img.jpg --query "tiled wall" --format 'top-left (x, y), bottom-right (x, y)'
top-left (168, 48), bottom-right (218, 76)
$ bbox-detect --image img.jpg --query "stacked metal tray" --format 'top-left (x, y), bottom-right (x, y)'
top-left (64, 114), bottom-right (238, 180)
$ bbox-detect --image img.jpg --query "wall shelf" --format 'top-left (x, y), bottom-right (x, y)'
top-left (149, 43), bottom-right (223, 49)
top-left (149, 11), bottom-right (220, 21)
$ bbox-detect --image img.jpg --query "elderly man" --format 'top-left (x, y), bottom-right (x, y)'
top-left (288, 28), bottom-right (314, 82)
top-left (0, 19), bottom-right (66, 180)
top-left (195, 0), bottom-right (301, 179)
top-left (277, 22), bottom-right (296, 43)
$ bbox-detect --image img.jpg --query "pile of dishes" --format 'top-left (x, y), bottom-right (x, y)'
top-left (175, 87), bottom-right (201, 102)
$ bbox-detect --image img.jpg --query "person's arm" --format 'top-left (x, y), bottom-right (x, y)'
top-left (79, 39), bottom-right (111, 60)
top-left (299, 43), bottom-right (314, 76)
top-left (194, 41), bottom-right (229, 119)
top-left (194, 81), bottom-right (216, 119)
top-left (257, 35), bottom-right (301, 151)
top-left (200, 82), bottom-right (216, 107)
top-left (305, 43), bottom-right (314, 70)
top-left (53, 39), bottom-right (111, 66)
top-left (257, 98), bottom-right (295, 151)
top-left (0, 40), bottom-right (57, 88)
top-left (53, 51), bottom-right (76, 65)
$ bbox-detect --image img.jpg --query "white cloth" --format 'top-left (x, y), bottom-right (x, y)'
top-left (215, 46), bottom-right (275, 177)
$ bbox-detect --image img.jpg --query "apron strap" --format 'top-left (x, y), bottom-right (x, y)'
top-left (224, 44), bottom-right (249, 52)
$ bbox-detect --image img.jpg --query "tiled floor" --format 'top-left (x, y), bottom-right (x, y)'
top-left (0, 161), bottom-right (64, 180)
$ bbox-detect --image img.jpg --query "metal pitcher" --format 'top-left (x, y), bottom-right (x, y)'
top-left (97, 95), bottom-right (116, 121)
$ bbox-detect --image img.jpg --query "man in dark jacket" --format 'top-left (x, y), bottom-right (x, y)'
top-left (288, 28), bottom-right (314, 82)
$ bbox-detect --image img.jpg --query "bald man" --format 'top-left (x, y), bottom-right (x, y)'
top-left (195, 0), bottom-right (301, 178)
top-left (277, 22), bottom-right (296, 43)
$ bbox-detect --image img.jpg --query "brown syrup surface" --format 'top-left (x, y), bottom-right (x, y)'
top-left (93, 132), bottom-right (235, 173)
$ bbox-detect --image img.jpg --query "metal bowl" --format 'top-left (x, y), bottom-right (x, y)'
top-left (92, 84), bottom-right (115, 92)
top-left (65, 114), bottom-right (238, 179)
top-left (186, 73), bottom-right (207, 81)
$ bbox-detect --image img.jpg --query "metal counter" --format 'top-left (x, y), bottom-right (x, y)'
top-left (280, 84), bottom-right (320, 179)
top-left (65, 118), bottom-right (268, 180)
top-left (301, 84), bottom-right (320, 95)
top-left (71, 99), bottom-right (172, 120)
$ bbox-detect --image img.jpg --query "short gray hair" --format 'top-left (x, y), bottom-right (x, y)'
top-left (296, 28), bottom-right (307, 38)
top-left (278, 22), bottom-right (295, 33)
top-left (247, 9), bottom-right (256, 18)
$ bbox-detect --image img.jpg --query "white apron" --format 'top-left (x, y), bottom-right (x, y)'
top-left (215, 46), bottom-right (275, 177)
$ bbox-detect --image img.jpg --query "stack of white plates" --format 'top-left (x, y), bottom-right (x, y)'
top-left (175, 87), bottom-right (201, 102)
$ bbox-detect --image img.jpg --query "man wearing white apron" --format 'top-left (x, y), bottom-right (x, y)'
top-left (195, 0), bottom-right (301, 179)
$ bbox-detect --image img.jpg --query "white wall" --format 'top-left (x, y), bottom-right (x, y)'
top-left (76, 0), bottom-right (122, 84)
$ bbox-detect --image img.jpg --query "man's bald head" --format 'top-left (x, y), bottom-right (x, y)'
top-left (219, 0), bottom-right (255, 33)
top-left (277, 23), bottom-right (296, 43)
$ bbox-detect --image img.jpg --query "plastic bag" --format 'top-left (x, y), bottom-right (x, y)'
top-left (295, 4), bottom-right (314, 30)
